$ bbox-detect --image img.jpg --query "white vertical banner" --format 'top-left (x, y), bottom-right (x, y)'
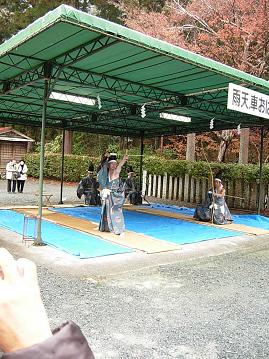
top-left (227, 83), bottom-right (269, 120)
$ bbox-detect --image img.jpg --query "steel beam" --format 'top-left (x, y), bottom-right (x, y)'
top-left (59, 66), bottom-right (186, 104)
top-left (55, 35), bottom-right (117, 67)
top-left (1, 65), bottom-right (44, 95)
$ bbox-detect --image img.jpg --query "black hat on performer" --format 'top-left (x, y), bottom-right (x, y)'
top-left (108, 153), bottom-right (117, 163)
top-left (127, 166), bottom-right (134, 174)
top-left (214, 171), bottom-right (223, 183)
top-left (88, 163), bottom-right (94, 172)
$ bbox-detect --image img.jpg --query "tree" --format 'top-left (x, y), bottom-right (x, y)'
top-left (115, 0), bottom-right (269, 162)
top-left (172, 0), bottom-right (269, 162)
top-left (215, 130), bottom-right (237, 162)
top-left (0, 0), bottom-right (135, 155)
top-left (172, 0), bottom-right (269, 77)
top-left (0, 1), bottom-right (31, 42)
top-left (0, 0), bottom-right (126, 44)
top-left (162, 135), bottom-right (187, 159)
top-left (249, 128), bottom-right (269, 163)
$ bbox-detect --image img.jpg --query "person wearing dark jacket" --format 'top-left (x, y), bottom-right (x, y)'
top-left (125, 167), bottom-right (142, 205)
top-left (0, 248), bottom-right (95, 359)
top-left (77, 164), bottom-right (100, 206)
top-left (16, 160), bottom-right (28, 193)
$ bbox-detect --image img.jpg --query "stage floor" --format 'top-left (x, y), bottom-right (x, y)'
top-left (0, 204), bottom-right (267, 259)
top-left (53, 206), bottom-right (243, 244)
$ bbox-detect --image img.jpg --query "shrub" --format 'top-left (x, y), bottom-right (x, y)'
top-left (24, 153), bottom-right (269, 183)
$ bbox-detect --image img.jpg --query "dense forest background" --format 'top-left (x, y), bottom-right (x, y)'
top-left (0, 0), bottom-right (269, 163)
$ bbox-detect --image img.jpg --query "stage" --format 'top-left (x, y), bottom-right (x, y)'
top-left (0, 204), bottom-right (268, 259)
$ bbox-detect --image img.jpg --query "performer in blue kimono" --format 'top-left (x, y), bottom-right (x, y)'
top-left (97, 152), bottom-right (128, 235)
top-left (194, 177), bottom-right (232, 225)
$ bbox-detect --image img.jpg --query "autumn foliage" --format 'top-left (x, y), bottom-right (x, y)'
top-left (117, 0), bottom-right (269, 78)
top-left (113, 0), bottom-right (269, 162)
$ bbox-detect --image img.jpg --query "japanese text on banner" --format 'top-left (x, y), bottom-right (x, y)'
top-left (227, 83), bottom-right (269, 120)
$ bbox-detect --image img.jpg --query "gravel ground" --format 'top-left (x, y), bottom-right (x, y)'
top-left (1, 239), bottom-right (262, 359)
top-left (34, 240), bottom-right (268, 359)
top-left (0, 178), bottom-right (80, 207)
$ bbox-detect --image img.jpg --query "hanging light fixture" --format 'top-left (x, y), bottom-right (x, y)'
top-left (49, 92), bottom-right (95, 106)
top-left (159, 113), bottom-right (191, 122)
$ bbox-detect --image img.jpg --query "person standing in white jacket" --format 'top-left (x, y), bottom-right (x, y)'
top-left (16, 160), bottom-right (28, 193)
top-left (6, 159), bottom-right (17, 193)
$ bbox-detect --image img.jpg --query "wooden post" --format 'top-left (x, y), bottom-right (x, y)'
top-left (195, 179), bottom-right (201, 204)
top-left (162, 173), bottom-right (168, 199)
top-left (148, 174), bottom-right (152, 197)
top-left (242, 182), bottom-right (250, 210)
top-left (186, 133), bottom-right (196, 161)
top-left (168, 176), bottom-right (173, 200)
top-left (234, 180), bottom-right (242, 209)
top-left (201, 179), bottom-right (207, 201)
top-left (160, 136), bottom-right (164, 154)
top-left (153, 175), bottom-right (157, 197)
top-left (184, 174), bottom-right (190, 202)
top-left (178, 177), bottom-right (183, 202)
top-left (142, 170), bottom-right (147, 196)
top-left (27, 141), bottom-right (33, 152)
top-left (190, 177), bottom-right (195, 203)
top-left (64, 130), bottom-right (73, 154)
top-left (231, 181), bottom-right (236, 208)
top-left (226, 181), bottom-right (232, 208)
top-left (173, 177), bottom-right (178, 200)
top-left (238, 128), bottom-right (250, 164)
top-left (157, 175), bottom-right (162, 198)
top-left (250, 183), bottom-right (257, 210)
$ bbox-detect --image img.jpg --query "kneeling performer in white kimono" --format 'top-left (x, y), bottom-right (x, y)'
top-left (194, 177), bottom-right (232, 225)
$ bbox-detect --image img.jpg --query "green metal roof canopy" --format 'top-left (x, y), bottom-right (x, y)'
top-left (0, 4), bottom-right (269, 137)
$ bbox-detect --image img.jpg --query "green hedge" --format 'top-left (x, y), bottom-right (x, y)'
top-left (24, 153), bottom-right (269, 183)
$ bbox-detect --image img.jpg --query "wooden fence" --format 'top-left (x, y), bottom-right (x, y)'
top-left (142, 170), bottom-right (268, 211)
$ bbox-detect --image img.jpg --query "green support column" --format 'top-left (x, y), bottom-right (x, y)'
top-left (36, 77), bottom-right (49, 245)
top-left (59, 127), bottom-right (66, 204)
top-left (139, 132), bottom-right (144, 192)
top-left (257, 126), bottom-right (264, 214)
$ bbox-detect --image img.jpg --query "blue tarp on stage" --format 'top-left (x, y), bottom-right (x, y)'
top-left (233, 214), bottom-right (269, 230)
top-left (147, 204), bottom-right (269, 231)
top-left (0, 210), bottom-right (132, 258)
top-left (53, 206), bottom-right (242, 244)
top-left (148, 204), bottom-right (195, 216)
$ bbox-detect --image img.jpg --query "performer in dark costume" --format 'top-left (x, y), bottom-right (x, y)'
top-left (125, 166), bottom-right (142, 205)
top-left (97, 152), bottom-right (128, 236)
top-left (194, 177), bottom-right (232, 225)
top-left (77, 164), bottom-right (100, 206)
